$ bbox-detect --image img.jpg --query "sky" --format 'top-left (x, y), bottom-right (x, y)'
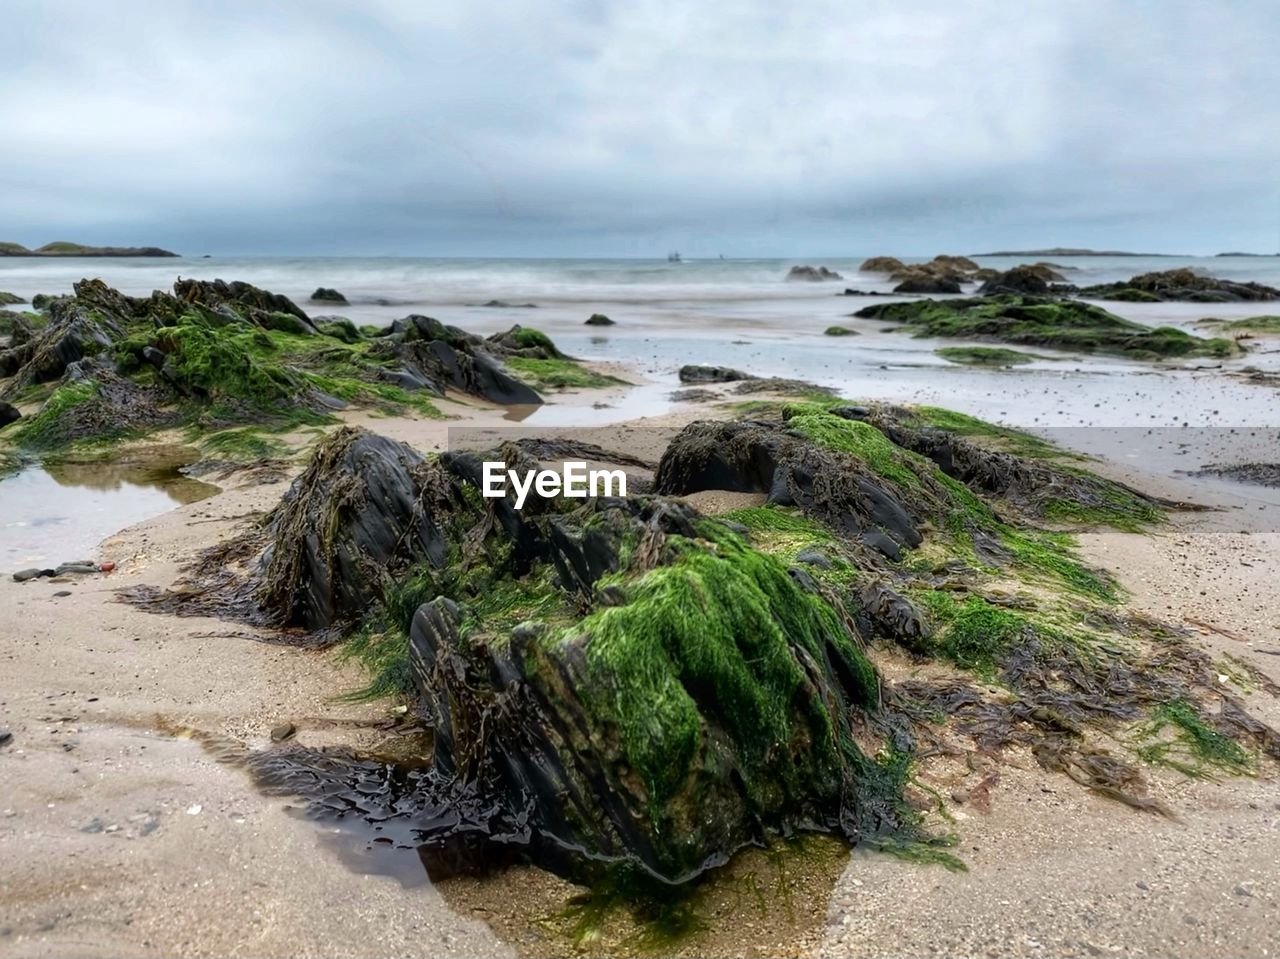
top-left (2, 0), bottom-right (1277, 257)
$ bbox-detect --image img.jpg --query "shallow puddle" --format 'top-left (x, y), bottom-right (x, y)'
top-left (0, 447), bottom-right (217, 572)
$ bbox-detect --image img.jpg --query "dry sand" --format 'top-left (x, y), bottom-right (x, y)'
top-left (2, 388), bottom-right (1278, 958)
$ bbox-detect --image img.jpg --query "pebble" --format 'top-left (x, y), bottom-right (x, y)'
top-left (0, 731), bottom-right (12, 747)
top-left (270, 722), bottom-right (297, 743)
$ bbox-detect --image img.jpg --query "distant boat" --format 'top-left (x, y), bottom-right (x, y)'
top-left (667, 251), bottom-right (682, 263)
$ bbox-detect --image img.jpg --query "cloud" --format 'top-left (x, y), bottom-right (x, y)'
top-left (0, 0), bottom-right (1275, 254)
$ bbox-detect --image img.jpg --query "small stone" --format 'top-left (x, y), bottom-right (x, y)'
top-left (12, 568), bottom-right (41, 583)
top-left (584, 313), bottom-right (615, 326)
top-left (270, 722), bottom-right (296, 743)
top-left (1136, 880), bottom-right (1149, 890)
top-left (1233, 883), bottom-right (1253, 898)
top-left (98, 561), bottom-right (117, 573)
top-left (52, 591), bottom-right (72, 598)
top-left (0, 731), bottom-right (12, 747)
top-left (795, 547), bottom-right (833, 569)
top-left (185, 804), bottom-right (202, 816)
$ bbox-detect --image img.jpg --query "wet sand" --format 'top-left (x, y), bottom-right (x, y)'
top-left (2, 350), bottom-right (1280, 956)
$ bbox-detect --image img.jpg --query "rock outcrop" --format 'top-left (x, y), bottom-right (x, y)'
top-left (310, 287), bottom-right (348, 304)
top-left (787, 265), bottom-right (843, 281)
top-left (1076, 268), bottom-right (1280, 303)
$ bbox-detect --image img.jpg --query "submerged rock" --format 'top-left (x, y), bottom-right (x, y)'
top-left (310, 287), bottom-right (347, 304)
top-left (584, 313), bottom-right (615, 326)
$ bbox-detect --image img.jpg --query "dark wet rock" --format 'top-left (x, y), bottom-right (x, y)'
top-left (0, 730), bottom-right (11, 747)
top-left (584, 313), bottom-right (615, 326)
top-left (53, 590), bottom-right (71, 598)
top-left (174, 278), bottom-right (318, 332)
top-left (310, 287), bottom-right (347, 304)
top-left (30, 293), bottom-right (60, 311)
top-left (1190, 463), bottom-right (1280, 488)
top-left (654, 419), bottom-right (924, 560)
top-left (371, 317), bottom-right (545, 406)
top-left (856, 582), bottom-right (929, 654)
top-left (853, 294), bottom-right (1239, 360)
top-left (824, 326), bottom-right (859, 336)
top-left (787, 265), bottom-right (843, 281)
top-left (858, 256), bottom-right (905, 273)
top-left (12, 568), bottom-right (42, 582)
top-left (406, 495), bottom-right (891, 884)
top-left (977, 265), bottom-right (1059, 296)
top-left (670, 387), bottom-right (719, 402)
top-left (0, 401), bottom-right (19, 428)
top-left (271, 722), bottom-right (297, 742)
top-left (839, 288), bottom-right (894, 296)
top-left (478, 300), bottom-right (537, 309)
top-left (678, 364), bottom-right (756, 384)
top-left (1078, 268), bottom-right (1280, 303)
top-left (732, 377), bottom-right (838, 397)
top-left (255, 428), bottom-right (453, 629)
top-left (893, 275), bottom-right (963, 295)
top-left (795, 546), bottom-right (833, 568)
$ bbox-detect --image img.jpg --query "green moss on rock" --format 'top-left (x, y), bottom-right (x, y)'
top-left (855, 294), bottom-right (1238, 360)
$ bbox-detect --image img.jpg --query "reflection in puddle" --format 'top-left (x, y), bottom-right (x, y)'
top-left (0, 447), bottom-right (218, 572)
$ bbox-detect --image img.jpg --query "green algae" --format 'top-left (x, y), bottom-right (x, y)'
top-left (9, 381), bottom-right (112, 450)
top-left (936, 346), bottom-right (1048, 365)
top-left (565, 520), bottom-right (878, 810)
top-left (1135, 699), bottom-right (1254, 779)
top-left (785, 405), bottom-right (923, 490)
top-left (855, 294), bottom-right (1238, 360)
top-left (504, 356), bottom-right (623, 390)
top-left (823, 325), bottom-right (859, 336)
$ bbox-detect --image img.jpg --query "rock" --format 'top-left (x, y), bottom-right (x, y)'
top-left (479, 300), bottom-right (537, 309)
top-left (53, 590), bottom-right (72, 597)
top-left (316, 317), bottom-right (361, 343)
top-left (54, 563), bottom-right (99, 575)
top-left (310, 287), bottom-right (347, 304)
top-left (824, 326), bottom-right (859, 336)
top-left (0, 401), bottom-right (19, 428)
top-left (977, 265), bottom-right (1054, 296)
top-left (12, 568), bottom-right (42, 582)
top-left (0, 731), bottom-right (11, 747)
top-left (670, 388), bottom-right (719, 402)
top-left (858, 256), bottom-right (906, 273)
top-left (856, 581), bottom-right (929, 653)
top-left (787, 265), bottom-right (843, 281)
top-left (653, 419), bottom-right (924, 560)
top-left (174, 277), bottom-right (317, 332)
top-left (795, 546), bottom-right (833, 568)
top-left (405, 496), bottom-right (891, 883)
top-left (678, 364), bottom-right (756, 384)
top-left (255, 428), bottom-right (454, 628)
top-left (99, 561), bottom-right (116, 572)
top-left (1078, 268), bottom-right (1280, 303)
top-left (893, 275), bottom-right (963, 294)
top-left (270, 722), bottom-right (297, 742)
top-left (853, 295), bottom-right (1239, 361)
top-left (373, 316), bottom-right (545, 406)
top-left (0, 291), bottom-right (22, 306)
top-left (584, 313), bottom-right (615, 326)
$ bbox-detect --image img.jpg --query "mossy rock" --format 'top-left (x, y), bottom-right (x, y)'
top-left (824, 326), bottom-right (859, 336)
top-left (854, 294), bottom-right (1238, 360)
top-left (936, 346), bottom-right (1044, 365)
top-left (0, 291), bottom-right (22, 306)
top-left (1078, 269), bottom-right (1280, 303)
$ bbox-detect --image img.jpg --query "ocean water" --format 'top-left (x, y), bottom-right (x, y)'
top-left (3, 254), bottom-right (1279, 434)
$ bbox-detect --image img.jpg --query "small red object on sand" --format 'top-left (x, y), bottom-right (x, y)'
top-left (98, 561), bottom-right (116, 573)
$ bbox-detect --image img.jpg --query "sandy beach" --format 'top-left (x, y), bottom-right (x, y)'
top-left (3, 341), bottom-right (1278, 957)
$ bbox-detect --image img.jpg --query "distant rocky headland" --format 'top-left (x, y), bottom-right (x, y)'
top-left (973, 247), bottom-right (1173, 257)
top-left (0, 241), bottom-right (177, 258)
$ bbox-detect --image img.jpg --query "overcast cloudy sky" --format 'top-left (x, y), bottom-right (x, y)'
top-left (3, 1), bottom-right (1276, 256)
